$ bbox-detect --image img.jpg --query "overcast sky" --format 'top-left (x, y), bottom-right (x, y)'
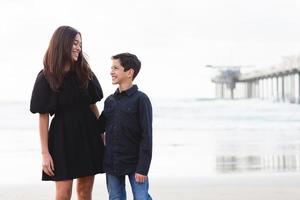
top-left (1, 0), bottom-right (300, 101)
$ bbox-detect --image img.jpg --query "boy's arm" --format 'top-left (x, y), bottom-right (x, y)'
top-left (136, 95), bottom-right (153, 176)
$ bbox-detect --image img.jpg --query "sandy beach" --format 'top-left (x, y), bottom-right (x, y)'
top-left (1, 174), bottom-right (300, 200)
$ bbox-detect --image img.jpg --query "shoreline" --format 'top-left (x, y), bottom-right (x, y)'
top-left (2, 173), bottom-right (300, 200)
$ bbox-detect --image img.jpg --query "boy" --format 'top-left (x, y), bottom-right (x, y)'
top-left (100, 53), bottom-right (153, 200)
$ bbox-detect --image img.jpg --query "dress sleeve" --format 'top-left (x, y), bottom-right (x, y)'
top-left (88, 71), bottom-right (103, 104)
top-left (30, 70), bottom-right (57, 116)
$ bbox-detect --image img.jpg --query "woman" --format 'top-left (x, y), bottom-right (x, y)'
top-left (30, 26), bottom-right (104, 200)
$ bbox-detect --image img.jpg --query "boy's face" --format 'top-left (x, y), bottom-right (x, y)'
top-left (111, 59), bottom-right (133, 85)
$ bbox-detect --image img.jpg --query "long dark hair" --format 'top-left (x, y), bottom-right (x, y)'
top-left (43, 26), bottom-right (91, 91)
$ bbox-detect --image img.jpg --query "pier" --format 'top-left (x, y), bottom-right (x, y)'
top-left (209, 56), bottom-right (300, 103)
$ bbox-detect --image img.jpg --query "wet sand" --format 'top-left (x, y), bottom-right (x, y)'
top-left (1, 173), bottom-right (300, 200)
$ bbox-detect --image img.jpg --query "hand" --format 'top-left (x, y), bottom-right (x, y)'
top-left (42, 153), bottom-right (55, 176)
top-left (135, 173), bottom-right (147, 183)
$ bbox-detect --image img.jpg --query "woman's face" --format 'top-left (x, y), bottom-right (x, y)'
top-left (71, 33), bottom-right (82, 62)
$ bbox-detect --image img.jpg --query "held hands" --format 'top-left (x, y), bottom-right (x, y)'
top-left (42, 152), bottom-right (55, 176)
top-left (135, 173), bottom-right (147, 183)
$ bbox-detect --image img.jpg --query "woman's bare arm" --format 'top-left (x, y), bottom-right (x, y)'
top-left (39, 114), bottom-right (54, 176)
top-left (90, 104), bottom-right (100, 118)
top-left (90, 104), bottom-right (106, 144)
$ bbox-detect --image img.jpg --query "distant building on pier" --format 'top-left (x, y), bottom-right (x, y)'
top-left (209, 56), bottom-right (300, 103)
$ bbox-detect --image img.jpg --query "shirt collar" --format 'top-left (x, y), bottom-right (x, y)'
top-left (114, 85), bottom-right (138, 96)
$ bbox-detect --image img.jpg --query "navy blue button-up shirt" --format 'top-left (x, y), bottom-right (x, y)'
top-left (100, 85), bottom-right (152, 176)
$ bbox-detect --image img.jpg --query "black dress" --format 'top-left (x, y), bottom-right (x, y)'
top-left (30, 70), bottom-right (104, 181)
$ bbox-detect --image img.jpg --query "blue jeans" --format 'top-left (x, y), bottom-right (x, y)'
top-left (106, 173), bottom-right (152, 200)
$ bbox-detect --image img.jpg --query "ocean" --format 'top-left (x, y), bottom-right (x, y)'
top-left (1, 98), bottom-right (300, 184)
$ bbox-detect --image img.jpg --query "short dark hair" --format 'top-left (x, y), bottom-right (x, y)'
top-left (111, 53), bottom-right (141, 80)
